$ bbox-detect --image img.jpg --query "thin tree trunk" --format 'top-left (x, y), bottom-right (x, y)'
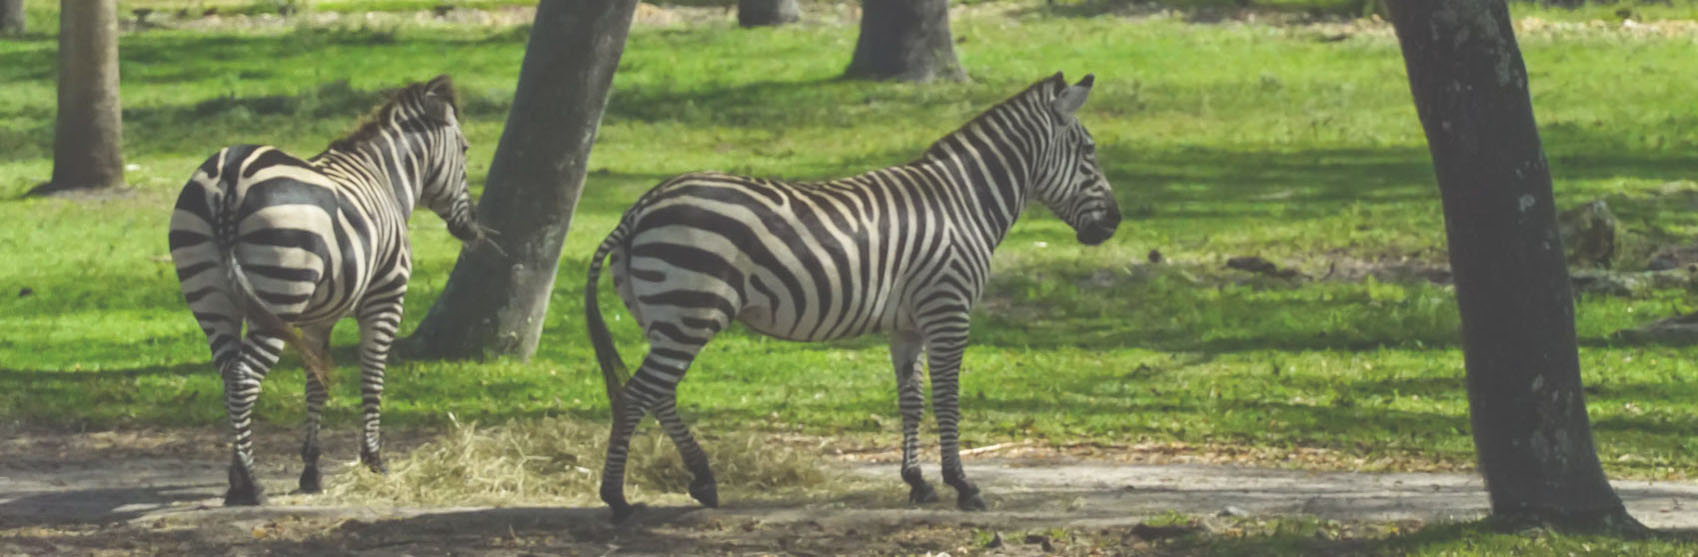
top-left (404, 0), bottom-right (639, 360)
top-left (738, 0), bottom-right (799, 27)
top-left (1386, 0), bottom-right (1640, 532)
top-left (38, 0), bottom-right (123, 194)
top-left (0, 0), bottom-right (24, 36)
top-left (844, 0), bottom-right (965, 82)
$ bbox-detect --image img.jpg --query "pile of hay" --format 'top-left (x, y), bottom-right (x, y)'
top-left (324, 415), bottom-right (836, 507)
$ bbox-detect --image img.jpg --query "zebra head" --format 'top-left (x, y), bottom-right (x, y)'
top-left (406, 75), bottom-right (496, 252)
top-left (1033, 73), bottom-right (1120, 246)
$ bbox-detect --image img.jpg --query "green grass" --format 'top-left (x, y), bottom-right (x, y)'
top-left (4, 0), bottom-right (1698, 490)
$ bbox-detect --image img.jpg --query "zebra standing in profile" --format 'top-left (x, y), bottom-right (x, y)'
top-left (584, 72), bottom-right (1118, 521)
top-left (168, 75), bottom-right (493, 506)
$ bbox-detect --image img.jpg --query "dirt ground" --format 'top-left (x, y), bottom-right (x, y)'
top-left (4, 429), bottom-right (1698, 555)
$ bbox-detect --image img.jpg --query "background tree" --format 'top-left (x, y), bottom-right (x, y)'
top-left (844, 0), bottom-right (965, 82)
top-left (1386, 0), bottom-right (1640, 531)
top-left (0, 0), bottom-right (23, 35)
top-left (738, 0), bottom-right (798, 27)
top-left (35, 0), bottom-right (124, 195)
top-left (405, 0), bottom-right (640, 360)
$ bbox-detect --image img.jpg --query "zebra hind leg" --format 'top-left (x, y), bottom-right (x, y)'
top-left (223, 332), bottom-right (286, 506)
top-left (298, 324), bottom-right (333, 494)
top-left (890, 335), bottom-right (938, 504)
top-left (600, 344), bottom-right (708, 522)
top-left (654, 398), bottom-right (716, 508)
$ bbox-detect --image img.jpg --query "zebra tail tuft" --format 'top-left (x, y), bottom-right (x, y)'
top-left (585, 226), bottom-right (631, 415)
top-left (217, 194), bottom-right (334, 387)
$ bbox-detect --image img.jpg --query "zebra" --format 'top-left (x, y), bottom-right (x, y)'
top-left (584, 72), bottom-right (1117, 521)
top-left (168, 75), bottom-right (493, 506)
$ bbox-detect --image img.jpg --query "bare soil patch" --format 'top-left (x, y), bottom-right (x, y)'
top-left (6, 428), bottom-right (1698, 555)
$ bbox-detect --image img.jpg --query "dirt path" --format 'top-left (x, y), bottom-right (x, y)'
top-left (6, 438), bottom-right (1698, 556)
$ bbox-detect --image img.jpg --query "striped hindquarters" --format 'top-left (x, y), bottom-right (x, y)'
top-left (169, 145), bottom-right (355, 356)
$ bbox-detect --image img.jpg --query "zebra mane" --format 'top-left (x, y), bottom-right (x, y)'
top-left (919, 73), bottom-right (1067, 161)
top-left (326, 75), bottom-right (460, 154)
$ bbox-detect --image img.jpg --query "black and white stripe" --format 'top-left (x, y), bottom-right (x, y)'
top-left (168, 75), bottom-right (486, 506)
top-left (585, 73), bottom-right (1117, 520)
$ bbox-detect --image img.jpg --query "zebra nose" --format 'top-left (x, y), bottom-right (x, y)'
top-left (1076, 208), bottom-right (1119, 246)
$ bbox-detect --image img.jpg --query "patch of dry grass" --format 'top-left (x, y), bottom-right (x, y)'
top-left (323, 415), bottom-right (839, 507)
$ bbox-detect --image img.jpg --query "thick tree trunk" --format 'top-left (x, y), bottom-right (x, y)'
top-left (844, 0), bottom-right (965, 82)
top-left (404, 0), bottom-right (639, 360)
top-left (38, 0), bottom-right (124, 194)
top-left (1386, 0), bottom-right (1639, 531)
top-left (0, 0), bottom-right (24, 35)
top-left (738, 0), bottom-right (799, 27)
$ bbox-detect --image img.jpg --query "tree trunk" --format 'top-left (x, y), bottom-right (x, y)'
top-left (738, 0), bottom-right (799, 27)
top-left (1386, 0), bottom-right (1640, 531)
top-left (38, 0), bottom-right (123, 194)
top-left (403, 0), bottom-right (639, 360)
top-left (844, 0), bottom-right (965, 82)
top-left (0, 0), bottom-right (24, 36)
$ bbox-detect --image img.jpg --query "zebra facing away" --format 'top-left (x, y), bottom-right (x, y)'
top-left (169, 75), bottom-right (492, 506)
top-left (585, 72), bottom-right (1118, 521)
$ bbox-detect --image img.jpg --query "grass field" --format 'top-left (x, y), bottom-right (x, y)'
top-left (5, 2), bottom-right (1698, 551)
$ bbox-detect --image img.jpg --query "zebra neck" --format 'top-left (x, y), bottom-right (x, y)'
top-left (315, 139), bottom-right (422, 218)
top-left (912, 147), bottom-right (1030, 249)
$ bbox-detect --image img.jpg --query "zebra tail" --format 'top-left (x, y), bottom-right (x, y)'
top-left (585, 225), bottom-right (631, 414)
top-left (216, 193), bottom-right (334, 387)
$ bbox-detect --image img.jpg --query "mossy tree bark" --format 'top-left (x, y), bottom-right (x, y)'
top-left (404, 0), bottom-right (639, 360)
top-left (843, 0), bottom-right (965, 82)
top-left (0, 0), bottom-right (24, 36)
top-left (737, 0), bottom-right (798, 27)
top-left (1387, 0), bottom-right (1641, 531)
top-left (37, 0), bottom-right (124, 194)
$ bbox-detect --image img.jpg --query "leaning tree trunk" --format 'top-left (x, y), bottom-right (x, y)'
top-left (404, 0), bottom-right (639, 360)
top-left (1387, 0), bottom-right (1639, 531)
top-left (844, 0), bottom-right (965, 82)
top-left (0, 0), bottom-right (24, 36)
top-left (37, 0), bottom-right (124, 194)
top-left (738, 0), bottom-right (799, 27)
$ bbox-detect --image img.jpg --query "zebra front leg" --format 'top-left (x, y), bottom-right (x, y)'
top-left (298, 324), bottom-right (333, 494)
top-left (926, 331), bottom-right (986, 511)
top-left (890, 334), bottom-right (938, 504)
top-left (355, 293), bottom-right (404, 474)
top-left (223, 332), bottom-right (286, 506)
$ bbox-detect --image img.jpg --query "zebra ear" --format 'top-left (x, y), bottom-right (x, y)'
top-left (420, 75), bottom-right (459, 121)
top-left (1052, 73), bottom-right (1094, 119)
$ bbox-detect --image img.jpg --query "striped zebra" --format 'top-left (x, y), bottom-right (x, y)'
top-left (584, 72), bottom-right (1116, 521)
top-left (168, 75), bottom-right (491, 506)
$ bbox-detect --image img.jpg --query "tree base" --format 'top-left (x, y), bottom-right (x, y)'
top-left (24, 181), bottom-right (131, 199)
top-left (1488, 506), bottom-right (1650, 537)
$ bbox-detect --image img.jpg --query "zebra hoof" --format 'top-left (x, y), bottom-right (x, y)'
top-left (362, 454), bottom-right (387, 475)
top-left (689, 480), bottom-right (719, 508)
top-left (608, 502), bottom-right (646, 524)
top-left (224, 485), bottom-right (266, 507)
top-left (298, 467), bottom-right (323, 494)
top-left (908, 483), bottom-right (940, 504)
top-left (957, 491), bottom-right (988, 512)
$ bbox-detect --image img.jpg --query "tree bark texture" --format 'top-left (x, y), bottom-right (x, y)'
top-left (843, 0), bottom-right (965, 82)
top-left (404, 0), bottom-right (639, 360)
top-left (1387, 0), bottom-right (1636, 530)
top-left (43, 0), bottom-right (124, 193)
top-left (738, 0), bottom-right (799, 27)
top-left (0, 0), bottom-right (24, 35)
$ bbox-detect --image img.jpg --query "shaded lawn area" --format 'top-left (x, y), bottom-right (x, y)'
top-left (3, 6), bottom-right (1698, 485)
